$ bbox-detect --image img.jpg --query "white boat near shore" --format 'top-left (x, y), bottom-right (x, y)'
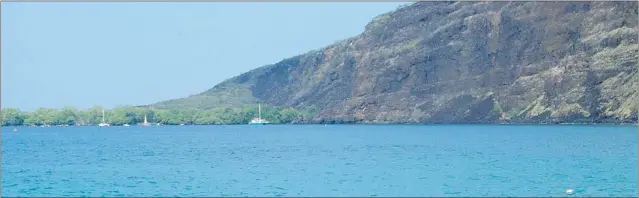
top-left (98, 109), bottom-right (110, 127)
top-left (248, 104), bottom-right (269, 125)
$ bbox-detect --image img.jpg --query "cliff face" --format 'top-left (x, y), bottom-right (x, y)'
top-left (153, 1), bottom-right (639, 124)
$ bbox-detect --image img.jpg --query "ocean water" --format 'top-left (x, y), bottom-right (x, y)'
top-left (2, 125), bottom-right (637, 197)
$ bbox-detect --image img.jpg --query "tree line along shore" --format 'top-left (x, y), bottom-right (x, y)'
top-left (1, 105), bottom-right (319, 126)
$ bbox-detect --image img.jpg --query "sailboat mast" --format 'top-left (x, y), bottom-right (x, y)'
top-left (258, 104), bottom-right (261, 120)
top-left (102, 109), bottom-right (106, 123)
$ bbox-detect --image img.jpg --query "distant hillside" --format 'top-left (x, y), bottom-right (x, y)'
top-left (152, 1), bottom-right (639, 124)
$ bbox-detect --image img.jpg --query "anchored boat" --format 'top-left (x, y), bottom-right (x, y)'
top-left (248, 104), bottom-right (269, 125)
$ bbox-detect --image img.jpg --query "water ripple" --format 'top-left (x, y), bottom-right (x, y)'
top-left (2, 125), bottom-right (637, 197)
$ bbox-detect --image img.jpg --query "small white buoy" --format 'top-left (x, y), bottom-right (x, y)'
top-left (566, 189), bottom-right (574, 195)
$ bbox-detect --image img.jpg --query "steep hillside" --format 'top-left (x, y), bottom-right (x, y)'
top-left (153, 1), bottom-right (639, 124)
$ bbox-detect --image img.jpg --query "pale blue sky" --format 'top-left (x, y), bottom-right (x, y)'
top-left (1, 2), bottom-right (407, 110)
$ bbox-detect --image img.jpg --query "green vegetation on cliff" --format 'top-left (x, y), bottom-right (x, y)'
top-left (0, 105), bottom-right (319, 126)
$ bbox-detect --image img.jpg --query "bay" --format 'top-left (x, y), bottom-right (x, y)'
top-left (2, 125), bottom-right (637, 197)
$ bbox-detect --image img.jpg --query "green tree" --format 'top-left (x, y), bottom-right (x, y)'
top-left (154, 109), bottom-right (184, 125)
top-left (280, 108), bottom-right (300, 123)
top-left (23, 111), bottom-right (37, 126)
top-left (85, 106), bottom-right (105, 125)
top-left (107, 106), bottom-right (136, 125)
top-left (57, 107), bottom-right (79, 125)
top-left (1, 104), bottom-right (315, 126)
top-left (2, 108), bottom-right (25, 126)
top-left (194, 109), bottom-right (222, 125)
top-left (300, 106), bottom-right (320, 122)
top-left (32, 108), bottom-right (58, 125)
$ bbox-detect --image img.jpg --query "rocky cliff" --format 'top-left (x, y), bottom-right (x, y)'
top-left (153, 1), bottom-right (638, 124)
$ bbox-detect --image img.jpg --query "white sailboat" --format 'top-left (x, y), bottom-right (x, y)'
top-left (249, 104), bottom-right (269, 125)
top-left (98, 109), bottom-right (110, 127)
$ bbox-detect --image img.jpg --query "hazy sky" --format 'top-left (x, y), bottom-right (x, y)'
top-left (1, 2), bottom-right (407, 111)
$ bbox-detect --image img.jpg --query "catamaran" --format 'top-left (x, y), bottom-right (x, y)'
top-left (98, 109), bottom-right (110, 127)
top-left (249, 104), bottom-right (269, 125)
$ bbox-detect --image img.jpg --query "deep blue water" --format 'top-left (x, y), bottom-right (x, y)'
top-left (2, 125), bottom-right (637, 197)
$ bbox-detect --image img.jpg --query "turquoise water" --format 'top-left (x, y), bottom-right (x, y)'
top-left (2, 125), bottom-right (637, 197)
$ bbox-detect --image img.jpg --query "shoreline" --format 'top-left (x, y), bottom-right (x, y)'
top-left (3, 122), bottom-right (638, 128)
